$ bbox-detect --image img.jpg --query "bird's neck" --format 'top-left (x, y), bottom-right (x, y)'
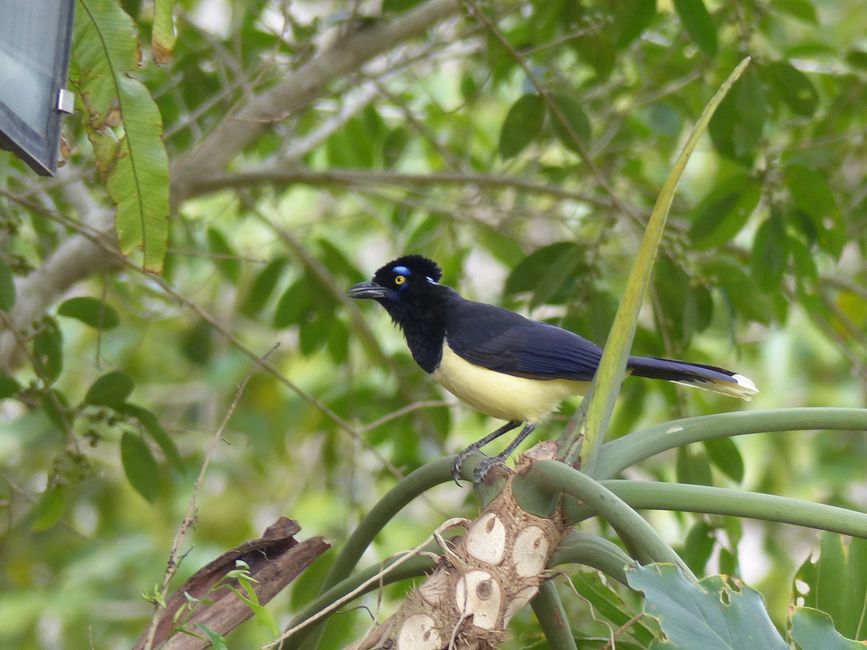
top-left (384, 287), bottom-right (454, 373)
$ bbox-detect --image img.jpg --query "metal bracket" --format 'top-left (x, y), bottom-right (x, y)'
top-left (57, 88), bottom-right (75, 113)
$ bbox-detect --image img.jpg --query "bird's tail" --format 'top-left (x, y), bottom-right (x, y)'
top-left (627, 356), bottom-right (758, 400)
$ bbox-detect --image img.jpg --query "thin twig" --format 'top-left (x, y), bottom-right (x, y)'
top-left (142, 343), bottom-right (279, 650)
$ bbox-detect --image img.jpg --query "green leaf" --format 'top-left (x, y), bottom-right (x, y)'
top-left (273, 280), bottom-right (312, 328)
top-left (206, 227), bottom-right (241, 283)
top-left (120, 432), bottom-right (160, 502)
top-left (498, 93), bottom-right (545, 159)
top-left (709, 69), bottom-right (767, 163)
top-left (31, 486), bottom-right (67, 532)
top-left (71, 0), bottom-right (170, 272)
top-left (33, 319), bottom-right (63, 385)
top-left (571, 572), bottom-right (658, 647)
top-left (704, 437), bottom-right (745, 483)
top-left (627, 563), bottom-right (788, 650)
top-left (84, 370), bottom-right (134, 408)
top-left (151, 0), bottom-right (176, 64)
top-left (196, 625), bottom-right (229, 650)
top-left (762, 61), bottom-right (819, 116)
top-left (790, 607), bottom-right (865, 650)
top-left (242, 257), bottom-right (287, 316)
top-left (58, 297), bottom-right (120, 330)
top-left (614, 0), bottom-right (657, 48)
top-left (0, 258), bottom-right (15, 311)
top-left (0, 374), bottom-right (21, 399)
top-left (751, 213), bottom-right (788, 292)
top-left (794, 533), bottom-right (867, 640)
top-left (676, 446), bottom-right (713, 486)
top-left (689, 176), bottom-right (761, 249)
top-left (772, 0), bottom-right (818, 25)
top-left (681, 520), bottom-right (715, 575)
top-left (673, 0), bottom-right (718, 58)
top-left (120, 404), bottom-right (184, 474)
top-left (550, 93), bottom-right (592, 152)
top-left (784, 165), bottom-right (843, 257)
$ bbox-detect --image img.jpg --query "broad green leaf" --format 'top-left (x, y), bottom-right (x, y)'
top-left (550, 93), bottom-right (592, 152)
top-left (0, 259), bottom-right (15, 311)
top-left (751, 213), bottom-right (788, 292)
top-left (704, 437), bottom-right (745, 483)
top-left (498, 93), bottom-right (545, 159)
top-left (242, 257), bottom-right (287, 316)
top-left (614, 0), bottom-right (657, 48)
top-left (58, 296), bottom-right (120, 330)
top-left (784, 165), bottom-right (843, 257)
top-left (33, 319), bottom-right (63, 385)
top-left (673, 0), bottom-right (718, 58)
top-left (196, 626), bottom-right (229, 650)
top-left (0, 374), bottom-right (20, 399)
top-left (708, 69), bottom-right (768, 163)
top-left (790, 607), bottom-right (865, 650)
top-left (121, 432), bottom-right (160, 502)
top-left (689, 176), bottom-right (761, 249)
top-left (794, 533), bottom-right (867, 640)
top-left (120, 403), bottom-right (184, 473)
top-left (762, 61), bottom-right (819, 116)
top-left (71, 0), bottom-right (170, 272)
top-left (31, 486), bottom-right (67, 532)
top-left (151, 0), bottom-right (176, 64)
top-left (627, 563), bottom-right (788, 650)
top-left (572, 29), bottom-right (616, 80)
top-left (84, 370), bottom-right (134, 408)
top-left (504, 242), bottom-right (591, 307)
top-left (207, 227), bottom-right (241, 282)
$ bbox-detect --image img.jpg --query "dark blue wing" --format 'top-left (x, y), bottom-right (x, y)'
top-left (443, 297), bottom-right (602, 381)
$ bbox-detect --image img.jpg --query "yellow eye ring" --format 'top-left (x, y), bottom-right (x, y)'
top-left (394, 275), bottom-right (406, 286)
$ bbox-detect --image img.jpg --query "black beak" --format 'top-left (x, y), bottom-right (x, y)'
top-left (347, 280), bottom-right (388, 300)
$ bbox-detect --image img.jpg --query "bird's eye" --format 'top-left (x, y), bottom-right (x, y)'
top-left (394, 275), bottom-right (406, 286)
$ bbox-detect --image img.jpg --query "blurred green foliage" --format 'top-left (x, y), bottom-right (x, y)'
top-left (0, 0), bottom-right (865, 647)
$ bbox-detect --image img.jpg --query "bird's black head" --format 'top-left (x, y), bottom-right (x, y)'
top-left (348, 255), bottom-right (449, 371)
top-left (348, 255), bottom-right (443, 308)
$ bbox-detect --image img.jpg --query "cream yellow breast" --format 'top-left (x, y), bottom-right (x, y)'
top-left (432, 343), bottom-right (588, 423)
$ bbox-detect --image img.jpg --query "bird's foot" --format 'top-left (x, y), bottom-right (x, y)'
top-left (451, 448), bottom-right (484, 485)
top-left (471, 456), bottom-right (510, 485)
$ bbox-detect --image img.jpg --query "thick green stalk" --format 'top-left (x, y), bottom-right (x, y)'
top-left (595, 407), bottom-right (867, 479)
top-left (594, 481), bottom-right (867, 538)
top-left (563, 57), bottom-right (751, 473)
top-left (549, 530), bottom-right (633, 585)
top-left (531, 580), bottom-right (578, 650)
top-left (528, 460), bottom-right (697, 581)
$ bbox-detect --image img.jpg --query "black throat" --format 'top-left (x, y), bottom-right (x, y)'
top-left (379, 288), bottom-right (451, 374)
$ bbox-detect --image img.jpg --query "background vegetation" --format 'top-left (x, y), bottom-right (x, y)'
top-left (0, 0), bottom-right (865, 647)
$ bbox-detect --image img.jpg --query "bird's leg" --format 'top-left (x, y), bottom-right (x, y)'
top-left (472, 422), bottom-right (538, 484)
top-left (451, 420), bottom-right (521, 484)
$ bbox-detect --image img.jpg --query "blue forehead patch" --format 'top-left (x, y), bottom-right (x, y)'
top-left (392, 265), bottom-right (410, 275)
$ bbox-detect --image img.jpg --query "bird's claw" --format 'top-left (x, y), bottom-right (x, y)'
top-left (451, 449), bottom-right (478, 485)
top-left (472, 457), bottom-right (509, 484)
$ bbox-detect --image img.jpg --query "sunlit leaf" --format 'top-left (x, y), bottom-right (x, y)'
top-left (151, 0), bottom-right (176, 64)
top-left (71, 0), bottom-right (170, 272)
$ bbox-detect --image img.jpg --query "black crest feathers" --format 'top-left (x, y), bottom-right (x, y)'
top-left (377, 255), bottom-right (442, 282)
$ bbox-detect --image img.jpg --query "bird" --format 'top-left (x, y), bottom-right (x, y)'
top-left (348, 254), bottom-right (758, 483)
